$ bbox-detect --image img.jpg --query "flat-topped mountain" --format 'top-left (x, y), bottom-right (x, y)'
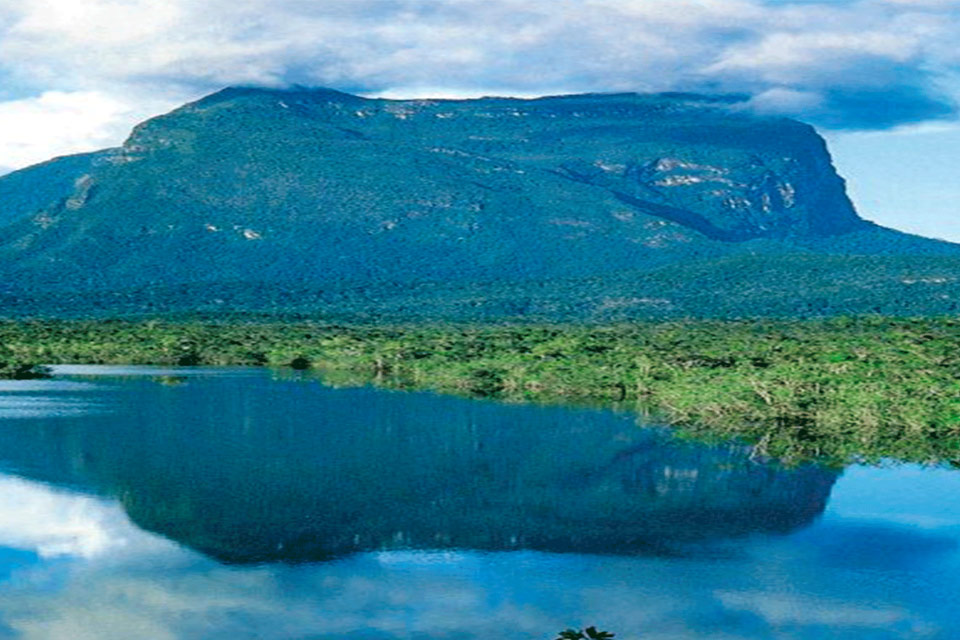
top-left (1, 86), bottom-right (958, 319)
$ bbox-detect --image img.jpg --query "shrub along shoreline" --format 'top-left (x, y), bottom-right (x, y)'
top-left (0, 317), bottom-right (958, 465)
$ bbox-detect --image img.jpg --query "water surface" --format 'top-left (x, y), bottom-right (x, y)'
top-left (0, 366), bottom-right (955, 639)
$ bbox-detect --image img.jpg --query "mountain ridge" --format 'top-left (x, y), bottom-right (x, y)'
top-left (1, 86), bottom-right (958, 320)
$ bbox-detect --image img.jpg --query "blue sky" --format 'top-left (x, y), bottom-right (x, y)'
top-left (0, 0), bottom-right (958, 239)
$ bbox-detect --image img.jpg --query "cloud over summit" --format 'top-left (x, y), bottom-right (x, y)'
top-left (0, 0), bottom-right (958, 169)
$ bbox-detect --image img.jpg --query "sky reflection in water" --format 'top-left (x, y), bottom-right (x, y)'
top-left (0, 367), bottom-right (955, 639)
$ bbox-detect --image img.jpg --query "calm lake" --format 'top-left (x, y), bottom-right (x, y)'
top-left (0, 366), bottom-right (957, 639)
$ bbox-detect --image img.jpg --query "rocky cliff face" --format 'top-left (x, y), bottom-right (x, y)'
top-left (0, 87), bottom-right (956, 319)
top-left (116, 87), bottom-right (864, 243)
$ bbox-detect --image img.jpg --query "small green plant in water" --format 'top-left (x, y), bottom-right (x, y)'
top-left (555, 627), bottom-right (616, 640)
top-left (0, 359), bottom-right (50, 380)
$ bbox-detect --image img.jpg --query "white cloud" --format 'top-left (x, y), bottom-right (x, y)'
top-left (878, 0), bottom-right (960, 7)
top-left (0, 476), bottom-right (175, 559)
top-left (0, 544), bottom-right (952, 639)
top-left (0, 91), bottom-right (173, 170)
top-left (708, 31), bottom-right (920, 82)
top-left (717, 591), bottom-right (907, 628)
top-left (0, 0), bottom-right (957, 169)
top-left (0, 467), bottom-right (955, 639)
top-left (746, 87), bottom-right (825, 114)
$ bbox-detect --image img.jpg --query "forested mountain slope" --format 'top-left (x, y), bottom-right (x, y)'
top-left (0, 86), bottom-right (957, 319)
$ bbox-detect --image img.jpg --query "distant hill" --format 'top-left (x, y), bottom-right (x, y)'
top-left (1, 86), bottom-right (959, 320)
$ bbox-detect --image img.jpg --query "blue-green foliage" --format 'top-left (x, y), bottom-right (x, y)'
top-left (0, 87), bottom-right (957, 319)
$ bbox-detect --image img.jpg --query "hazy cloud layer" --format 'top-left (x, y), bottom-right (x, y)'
top-left (0, 0), bottom-right (958, 169)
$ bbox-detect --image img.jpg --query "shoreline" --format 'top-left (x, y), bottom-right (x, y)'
top-left (1, 316), bottom-right (958, 465)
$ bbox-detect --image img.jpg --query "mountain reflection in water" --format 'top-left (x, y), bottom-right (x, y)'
top-left (0, 368), bottom-right (837, 564)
